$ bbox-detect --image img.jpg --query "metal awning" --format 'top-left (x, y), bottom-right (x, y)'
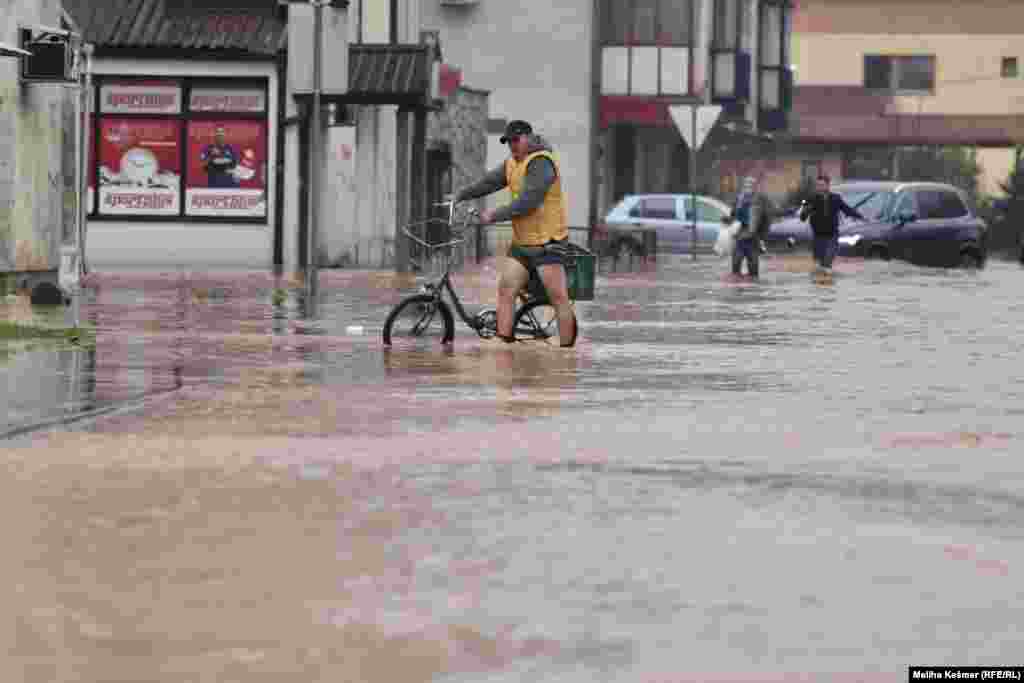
top-left (295, 44), bottom-right (439, 109)
top-left (0, 41), bottom-right (33, 58)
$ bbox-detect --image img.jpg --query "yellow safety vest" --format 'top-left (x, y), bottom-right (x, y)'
top-left (504, 150), bottom-right (568, 246)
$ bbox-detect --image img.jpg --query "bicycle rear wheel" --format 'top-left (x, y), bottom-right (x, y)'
top-left (513, 299), bottom-right (577, 343)
top-left (382, 294), bottom-right (455, 347)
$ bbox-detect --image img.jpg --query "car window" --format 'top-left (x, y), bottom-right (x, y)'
top-left (636, 197), bottom-right (678, 220)
top-left (838, 190), bottom-right (893, 221)
top-left (892, 191), bottom-right (916, 219)
top-left (697, 200), bottom-right (726, 223)
top-left (936, 190), bottom-right (968, 218)
top-left (915, 190), bottom-right (947, 220)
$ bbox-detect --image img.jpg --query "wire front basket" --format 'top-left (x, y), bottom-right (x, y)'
top-left (404, 217), bottom-right (468, 278)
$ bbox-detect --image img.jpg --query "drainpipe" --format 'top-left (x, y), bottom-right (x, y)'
top-left (274, 48), bottom-right (287, 270)
top-left (306, 0), bottom-right (326, 307)
top-left (588, 0), bottom-right (600, 251)
top-left (78, 43), bottom-right (93, 277)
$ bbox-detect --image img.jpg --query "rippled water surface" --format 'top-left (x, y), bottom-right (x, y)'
top-left (2, 254), bottom-right (1023, 681)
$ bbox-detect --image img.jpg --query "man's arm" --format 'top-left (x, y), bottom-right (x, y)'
top-left (454, 164), bottom-right (508, 202)
top-left (835, 194), bottom-right (865, 220)
top-left (490, 158), bottom-right (556, 223)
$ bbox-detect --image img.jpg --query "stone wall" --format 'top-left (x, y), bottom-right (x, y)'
top-left (427, 85), bottom-right (488, 266)
top-left (0, 0), bottom-right (75, 277)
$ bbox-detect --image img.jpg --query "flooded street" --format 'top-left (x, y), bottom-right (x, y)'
top-left (2, 254), bottom-right (1024, 681)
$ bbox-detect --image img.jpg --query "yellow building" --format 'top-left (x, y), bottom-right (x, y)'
top-left (775, 0), bottom-right (1024, 199)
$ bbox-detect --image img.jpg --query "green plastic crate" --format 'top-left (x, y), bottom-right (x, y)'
top-left (565, 243), bottom-right (595, 301)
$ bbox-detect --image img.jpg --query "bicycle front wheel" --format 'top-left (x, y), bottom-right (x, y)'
top-left (382, 294), bottom-right (455, 347)
top-left (513, 300), bottom-right (577, 343)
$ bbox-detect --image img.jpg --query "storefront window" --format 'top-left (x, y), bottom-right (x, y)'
top-left (186, 119), bottom-right (268, 217)
top-left (90, 77), bottom-right (269, 222)
top-left (97, 117), bottom-right (183, 216)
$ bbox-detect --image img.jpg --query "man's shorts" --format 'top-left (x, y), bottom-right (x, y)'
top-left (507, 238), bottom-right (570, 272)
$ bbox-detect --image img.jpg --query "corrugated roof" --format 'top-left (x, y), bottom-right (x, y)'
top-left (63, 0), bottom-right (286, 55)
top-left (347, 44), bottom-right (431, 100)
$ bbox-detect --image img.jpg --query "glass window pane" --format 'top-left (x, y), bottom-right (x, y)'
top-left (938, 191), bottom-right (968, 218)
top-left (631, 46), bottom-right (660, 95)
top-left (714, 51), bottom-right (735, 96)
top-left (602, 0), bottom-right (632, 43)
top-left (916, 190), bottom-right (944, 219)
top-left (894, 192), bottom-right (916, 218)
top-left (1002, 57), bottom-right (1019, 79)
top-left (714, 0), bottom-right (738, 49)
top-left (760, 69), bottom-right (780, 108)
top-left (864, 55), bottom-right (891, 89)
top-left (186, 119), bottom-right (268, 218)
top-left (602, 47), bottom-right (630, 94)
top-left (658, 0), bottom-right (693, 45)
top-left (634, 0), bottom-right (658, 43)
top-left (97, 118), bottom-right (183, 216)
top-left (897, 55), bottom-right (935, 91)
top-left (641, 197), bottom-right (678, 219)
top-left (661, 47), bottom-right (690, 95)
top-left (760, 3), bottom-right (781, 66)
top-left (697, 200), bottom-right (725, 222)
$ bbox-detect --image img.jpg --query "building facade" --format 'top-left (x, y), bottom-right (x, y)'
top-left (422, 0), bottom-right (794, 226)
top-left (786, 0), bottom-right (1024, 197)
top-left (65, 0), bottom-right (480, 271)
top-left (64, 0), bottom-right (287, 269)
top-left (1, 0), bottom-right (78, 289)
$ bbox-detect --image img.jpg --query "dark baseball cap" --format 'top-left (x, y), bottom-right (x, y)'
top-left (499, 120), bottom-right (533, 144)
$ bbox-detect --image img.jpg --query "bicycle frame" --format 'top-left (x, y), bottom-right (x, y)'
top-left (404, 201), bottom-right (484, 331)
top-left (398, 200), bottom-right (561, 342)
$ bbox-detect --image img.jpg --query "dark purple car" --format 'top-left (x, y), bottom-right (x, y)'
top-left (765, 181), bottom-right (988, 269)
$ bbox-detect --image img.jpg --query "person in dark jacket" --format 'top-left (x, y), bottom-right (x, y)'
top-left (799, 174), bottom-right (865, 270)
top-left (729, 175), bottom-right (765, 279)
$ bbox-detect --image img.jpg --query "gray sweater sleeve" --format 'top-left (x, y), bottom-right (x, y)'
top-left (491, 158), bottom-right (557, 224)
top-left (454, 164), bottom-right (508, 202)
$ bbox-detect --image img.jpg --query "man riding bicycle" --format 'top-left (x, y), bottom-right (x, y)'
top-left (453, 120), bottom-right (577, 347)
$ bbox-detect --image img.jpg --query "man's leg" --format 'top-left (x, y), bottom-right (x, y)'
top-left (731, 238), bottom-right (746, 275)
top-left (811, 236), bottom-right (825, 269)
top-left (822, 236), bottom-right (838, 269)
top-left (538, 263), bottom-right (576, 347)
top-left (497, 256), bottom-right (530, 339)
top-left (747, 239), bottom-right (760, 278)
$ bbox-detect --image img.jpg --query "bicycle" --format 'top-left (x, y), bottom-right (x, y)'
top-left (382, 200), bottom-right (591, 347)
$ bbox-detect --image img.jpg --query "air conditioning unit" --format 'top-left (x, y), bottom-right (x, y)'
top-left (440, 0), bottom-right (479, 6)
top-left (19, 27), bottom-right (75, 83)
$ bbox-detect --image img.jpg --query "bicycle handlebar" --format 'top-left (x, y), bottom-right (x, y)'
top-left (402, 200), bottom-right (480, 250)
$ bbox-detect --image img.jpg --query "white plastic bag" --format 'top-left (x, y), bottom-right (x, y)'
top-left (713, 221), bottom-right (741, 259)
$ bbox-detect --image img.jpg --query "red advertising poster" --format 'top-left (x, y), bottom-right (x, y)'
top-left (185, 120), bottom-right (267, 218)
top-left (97, 118), bottom-right (182, 216)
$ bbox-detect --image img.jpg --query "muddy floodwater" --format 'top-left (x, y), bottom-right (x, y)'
top-left (2, 254), bottom-right (1023, 681)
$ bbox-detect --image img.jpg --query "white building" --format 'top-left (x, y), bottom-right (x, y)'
top-left (422, 0), bottom-right (795, 227)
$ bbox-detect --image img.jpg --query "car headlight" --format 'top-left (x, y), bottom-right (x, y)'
top-left (838, 235), bottom-right (862, 246)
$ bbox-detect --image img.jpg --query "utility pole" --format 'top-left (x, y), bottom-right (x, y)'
top-left (306, 0), bottom-right (328, 310)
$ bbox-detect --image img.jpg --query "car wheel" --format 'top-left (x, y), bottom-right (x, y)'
top-left (867, 245), bottom-right (889, 261)
top-left (959, 248), bottom-right (983, 269)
